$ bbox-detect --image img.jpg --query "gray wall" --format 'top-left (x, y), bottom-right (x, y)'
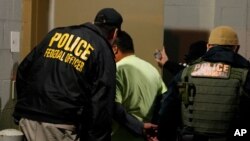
top-left (0, 0), bottom-right (22, 128)
top-left (164, 0), bottom-right (250, 62)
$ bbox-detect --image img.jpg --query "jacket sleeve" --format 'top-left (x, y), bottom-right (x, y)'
top-left (14, 46), bottom-right (38, 120)
top-left (162, 61), bottom-right (185, 86)
top-left (163, 61), bottom-right (185, 76)
top-left (113, 102), bottom-right (144, 136)
top-left (158, 72), bottom-right (182, 141)
top-left (84, 37), bottom-right (116, 141)
top-left (16, 29), bottom-right (55, 98)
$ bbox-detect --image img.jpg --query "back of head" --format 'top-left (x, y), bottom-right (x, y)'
top-left (185, 40), bottom-right (207, 63)
top-left (94, 8), bottom-right (123, 38)
top-left (114, 31), bottom-right (134, 53)
top-left (208, 26), bottom-right (239, 46)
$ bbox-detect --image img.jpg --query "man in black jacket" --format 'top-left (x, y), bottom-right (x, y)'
top-left (158, 26), bottom-right (250, 141)
top-left (13, 8), bottom-right (123, 141)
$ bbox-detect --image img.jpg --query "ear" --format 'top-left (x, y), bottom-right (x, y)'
top-left (112, 44), bottom-right (118, 55)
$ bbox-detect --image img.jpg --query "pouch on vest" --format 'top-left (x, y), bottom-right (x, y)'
top-left (177, 80), bottom-right (196, 108)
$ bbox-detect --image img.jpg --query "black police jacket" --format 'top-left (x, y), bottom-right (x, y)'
top-left (13, 22), bottom-right (116, 140)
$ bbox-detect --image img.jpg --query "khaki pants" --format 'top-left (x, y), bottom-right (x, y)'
top-left (19, 118), bottom-right (79, 141)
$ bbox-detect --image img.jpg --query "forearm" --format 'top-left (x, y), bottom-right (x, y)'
top-left (113, 102), bottom-right (144, 136)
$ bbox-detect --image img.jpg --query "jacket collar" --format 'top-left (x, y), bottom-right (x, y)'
top-left (202, 46), bottom-right (250, 68)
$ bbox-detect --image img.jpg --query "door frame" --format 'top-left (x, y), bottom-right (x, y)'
top-left (21, 0), bottom-right (49, 59)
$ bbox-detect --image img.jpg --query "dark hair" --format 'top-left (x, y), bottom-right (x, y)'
top-left (184, 40), bottom-right (207, 63)
top-left (114, 31), bottom-right (134, 53)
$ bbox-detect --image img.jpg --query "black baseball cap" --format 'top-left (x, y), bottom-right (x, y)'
top-left (94, 8), bottom-right (123, 29)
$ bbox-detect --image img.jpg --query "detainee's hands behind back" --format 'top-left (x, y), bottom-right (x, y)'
top-left (143, 123), bottom-right (159, 141)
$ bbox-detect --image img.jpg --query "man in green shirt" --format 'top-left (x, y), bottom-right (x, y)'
top-left (112, 31), bottom-right (167, 141)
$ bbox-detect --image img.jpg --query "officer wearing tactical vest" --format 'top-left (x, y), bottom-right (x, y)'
top-left (157, 26), bottom-right (250, 141)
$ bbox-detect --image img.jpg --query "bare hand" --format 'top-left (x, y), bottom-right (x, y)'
top-left (143, 123), bottom-right (159, 141)
top-left (155, 47), bottom-right (168, 68)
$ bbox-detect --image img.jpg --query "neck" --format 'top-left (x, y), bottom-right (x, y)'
top-left (115, 52), bottom-right (134, 62)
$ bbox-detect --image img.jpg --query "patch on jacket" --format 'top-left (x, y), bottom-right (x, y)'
top-left (191, 62), bottom-right (230, 78)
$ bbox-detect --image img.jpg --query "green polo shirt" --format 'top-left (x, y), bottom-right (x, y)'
top-left (112, 55), bottom-right (167, 141)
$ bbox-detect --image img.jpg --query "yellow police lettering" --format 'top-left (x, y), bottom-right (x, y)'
top-left (49, 33), bottom-right (62, 47)
top-left (74, 40), bottom-right (87, 57)
top-left (44, 32), bottom-right (96, 72)
top-left (58, 33), bottom-right (70, 48)
top-left (68, 54), bottom-right (75, 64)
top-left (57, 51), bottom-right (66, 61)
top-left (64, 53), bottom-right (71, 63)
top-left (65, 36), bottom-right (81, 52)
top-left (80, 44), bottom-right (94, 60)
top-left (44, 48), bottom-right (51, 57)
top-left (72, 58), bottom-right (84, 72)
